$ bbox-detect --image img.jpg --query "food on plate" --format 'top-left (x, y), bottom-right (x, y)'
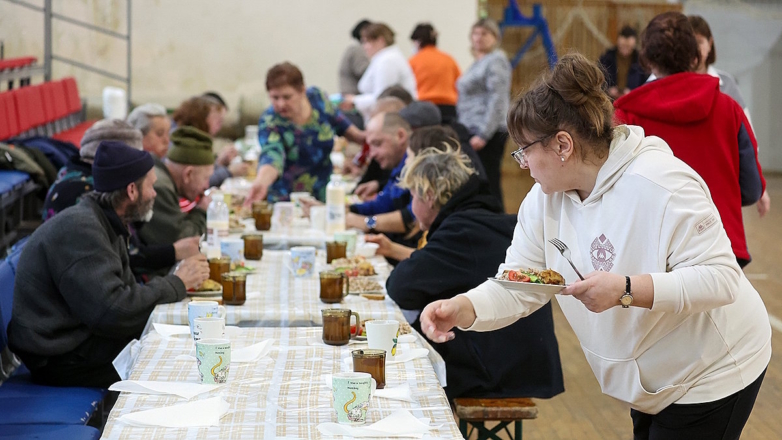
top-left (228, 215), bottom-right (245, 231)
top-left (344, 277), bottom-right (383, 294)
top-left (229, 261), bottom-right (255, 273)
top-left (360, 292), bottom-right (386, 301)
top-left (353, 319), bottom-right (412, 337)
top-left (191, 279), bottom-right (222, 292)
top-left (330, 256), bottom-right (376, 277)
top-left (498, 268), bottom-right (565, 285)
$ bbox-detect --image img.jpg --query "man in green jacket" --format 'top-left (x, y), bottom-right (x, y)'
top-left (8, 141), bottom-right (209, 387)
top-left (138, 126), bottom-right (214, 248)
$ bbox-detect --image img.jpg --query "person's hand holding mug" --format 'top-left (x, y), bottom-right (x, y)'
top-left (244, 181), bottom-right (269, 207)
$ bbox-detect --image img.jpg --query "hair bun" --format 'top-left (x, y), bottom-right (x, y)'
top-left (549, 53), bottom-right (607, 107)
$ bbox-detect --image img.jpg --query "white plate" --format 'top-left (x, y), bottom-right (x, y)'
top-left (488, 278), bottom-right (567, 295)
top-left (186, 289), bottom-right (223, 297)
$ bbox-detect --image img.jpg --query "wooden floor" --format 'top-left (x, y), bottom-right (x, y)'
top-left (470, 153), bottom-right (782, 440)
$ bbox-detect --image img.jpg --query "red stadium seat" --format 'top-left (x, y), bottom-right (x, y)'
top-left (40, 83), bottom-right (57, 124)
top-left (0, 93), bottom-right (12, 140)
top-left (11, 89), bottom-right (32, 133)
top-left (62, 77), bottom-right (82, 114)
top-left (2, 93), bottom-right (20, 138)
top-left (50, 81), bottom-right (70, 120)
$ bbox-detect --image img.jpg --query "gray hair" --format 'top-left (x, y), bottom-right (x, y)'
top-left (127, 103), bottom-right (168, 135)
top-left (399, 146), bottom-right (475, 209)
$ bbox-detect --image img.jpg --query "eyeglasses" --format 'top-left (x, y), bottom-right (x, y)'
top-left (510, 135), bottom-right (551, 168)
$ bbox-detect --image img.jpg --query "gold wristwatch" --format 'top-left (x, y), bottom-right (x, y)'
top-left (620, 276), bottom-right (633, 308)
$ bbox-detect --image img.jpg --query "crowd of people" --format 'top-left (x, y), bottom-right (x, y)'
top-left (4, 11), bottom-right (773, 439)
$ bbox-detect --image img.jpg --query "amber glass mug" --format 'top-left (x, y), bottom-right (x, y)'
top-left (319, 271), bottom-right (349, 304)
top-left (321, 309), bottom-right (360, 346)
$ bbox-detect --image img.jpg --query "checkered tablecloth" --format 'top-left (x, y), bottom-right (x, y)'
top-left (151, 251), bottom-right (406, 327)
top-left (101, 327), bottom-right (462, 439)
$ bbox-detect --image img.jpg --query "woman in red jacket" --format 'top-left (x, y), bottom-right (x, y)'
top-left (614, 12), bottom-right (765, 267)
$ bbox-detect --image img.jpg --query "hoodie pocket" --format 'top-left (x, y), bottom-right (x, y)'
top-left (582, 346), bottom-right (686, 415)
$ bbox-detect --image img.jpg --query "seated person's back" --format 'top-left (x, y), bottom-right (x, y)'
top-left (386, 148), bottom-right (564, 399)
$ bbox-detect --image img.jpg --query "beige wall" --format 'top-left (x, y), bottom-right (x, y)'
top-left (0, 0), bottom-right (477, 122)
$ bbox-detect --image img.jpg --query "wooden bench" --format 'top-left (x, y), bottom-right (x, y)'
top-left (454, 397), bottom-right (538, 440)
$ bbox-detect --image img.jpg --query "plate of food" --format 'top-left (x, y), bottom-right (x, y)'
top-left (187, 279), bottom-right (223, 297)
top-left (230, 262), bottom-right (257, 274)
top-left (344, 276), bottom-right (384, 295)
top-left (330, 256), bottom-right (377, 277)
top-left (489, 268), bottom-right (567, 295)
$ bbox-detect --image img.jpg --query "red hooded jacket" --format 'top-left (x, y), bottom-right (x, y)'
top-left (614, 72), bottom-right (765, 262)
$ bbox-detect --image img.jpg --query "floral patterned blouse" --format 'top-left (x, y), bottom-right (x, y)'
top-left (258, 87), bottom-right (352, 202)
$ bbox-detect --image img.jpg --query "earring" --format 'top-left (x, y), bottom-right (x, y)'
top-left (560, 156), bottom-right (565, 162)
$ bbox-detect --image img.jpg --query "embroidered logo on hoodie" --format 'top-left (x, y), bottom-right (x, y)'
top-left (590, 234), bottom-right (615, 272)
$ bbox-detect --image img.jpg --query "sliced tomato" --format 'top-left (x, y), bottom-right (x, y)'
top-left (508, 271), bottom-right (520, 281)
top-left (519, 274), bottom-right (531, 283)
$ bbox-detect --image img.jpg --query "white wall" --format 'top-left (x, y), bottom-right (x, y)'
top-left (0, 0), bottom-right (477, 119)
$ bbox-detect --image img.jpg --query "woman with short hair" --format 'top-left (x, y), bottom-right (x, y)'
top-left (127, 103), bottom-right (170, 161)
top-left (457, 18), bottom-right (511, 210)
top-left (614, 11), bottom-right (766, 267)
top-left (408, 23), bottom-right (461, 123)
top-left (245, 62), bottom-right (365, 203)
top-left (422, 52), bottom-right (770, 439)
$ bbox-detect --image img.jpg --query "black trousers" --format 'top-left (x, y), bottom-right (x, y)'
top-left (632, 369), bottom-right (766, 440)
top-left (476, 131), bottom-right (507, 212)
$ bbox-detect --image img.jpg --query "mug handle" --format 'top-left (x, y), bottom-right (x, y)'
top-left (349, 311), bottom-right (361, 338)
top-left (341, 273), bottom-right (350, 298)
top-left (218, 306), bottom-right (227, 319)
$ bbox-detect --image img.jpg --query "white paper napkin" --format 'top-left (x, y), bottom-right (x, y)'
top-left (109, 380), bottom-right (221, 400)
top-left (398, 334), bottom-right (416, 344)
top-left (232, 339), bottom-right (274, 363)
top-left (118, 396), bottom-right (229, 428)
top-left (317, 409), bottom-right (433, 438)
top-left (374, 383), bottom-right (414, 402)
top-left (153, 323), bottom-right (189, 337)
top-left (153, 323), bottom-right (243, 339)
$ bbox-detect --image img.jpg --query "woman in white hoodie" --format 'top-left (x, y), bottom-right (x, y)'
top-left (420, 53), bottom-right (771, 439)
top-left (341, 23), bottom-right (418, 124)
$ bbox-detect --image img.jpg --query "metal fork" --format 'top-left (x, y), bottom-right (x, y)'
top-left (548, 238), bottom-right (585, 281)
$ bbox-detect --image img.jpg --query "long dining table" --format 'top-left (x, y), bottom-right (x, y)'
top-left (101, 327), bottom-right (462, 439)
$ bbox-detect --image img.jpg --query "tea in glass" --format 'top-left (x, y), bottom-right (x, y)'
top-left (208, 256), bottom-right (231, 283)
top-left (321, 309), bottom-right (360, 346)
top-left (319, 271), bottom-right (348, 304)
top-left (253, 204), bottom-right (273, 231)
top-left (222, 273), bottom-right (247, 306)
top-left (242, 234), bottom-right (263, 260)
top-left (352, 349), bottom-right (386, 389)
top-left (326, 241), bottom-right (347, 263)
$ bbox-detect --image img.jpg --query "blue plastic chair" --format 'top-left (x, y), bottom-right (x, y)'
top-left (0, 246), bottom-right (107, 426)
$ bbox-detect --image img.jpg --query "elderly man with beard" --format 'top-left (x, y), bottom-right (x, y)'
top-left (7, 141), bottom-right (210, 388)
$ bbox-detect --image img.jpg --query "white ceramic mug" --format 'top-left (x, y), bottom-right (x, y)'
top-left (290, 246), bottom-right (316, 278)
top-left (195, 338), bottom-right (231, 385)
top-left (220, 238), bottom-right (244, 262)
top-left (334, 230), bottom-right (358, 255)
top-left (310, 205), bottom-right (327, 232)
top-left (366, 320), bottom-right (400, 361)
top-left (332, 372), bottom-right (373, 425)
top-left (273, 202), bottom-right (296, 229)
top-left (193, 316), bottom-right (226, 342)
top-left (188, 301), bottom-right (226, 338)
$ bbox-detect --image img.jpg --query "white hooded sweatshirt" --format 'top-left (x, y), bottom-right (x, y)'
top-left (462, 125), bottom-right (771, 414)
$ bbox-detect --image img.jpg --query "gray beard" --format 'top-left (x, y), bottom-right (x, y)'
top-left (140, 209), bottom-right (154, 223)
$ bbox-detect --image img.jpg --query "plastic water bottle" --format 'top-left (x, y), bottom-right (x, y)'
top-left (206, 193), bottom-right (230, 249)
top-left (326, 175), bottom-right (346, 235)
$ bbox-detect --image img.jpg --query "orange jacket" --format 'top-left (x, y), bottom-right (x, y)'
top-left (409, 47), bottom-right (460, 106)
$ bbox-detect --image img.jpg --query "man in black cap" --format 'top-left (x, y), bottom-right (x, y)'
top-left (8, 141), bottom-right (209, 388)
top-left (139, 126), bottom-right (215, 248)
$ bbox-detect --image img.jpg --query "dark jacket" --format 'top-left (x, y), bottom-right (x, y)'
top-left (598, 48), bottom-right (648, 91)
top-left (386, 175), bottom-right (564, 400)
top-left (614, 72), bottom-right (764, 263)
top-left (8, 196), bottom-right (186, 380)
